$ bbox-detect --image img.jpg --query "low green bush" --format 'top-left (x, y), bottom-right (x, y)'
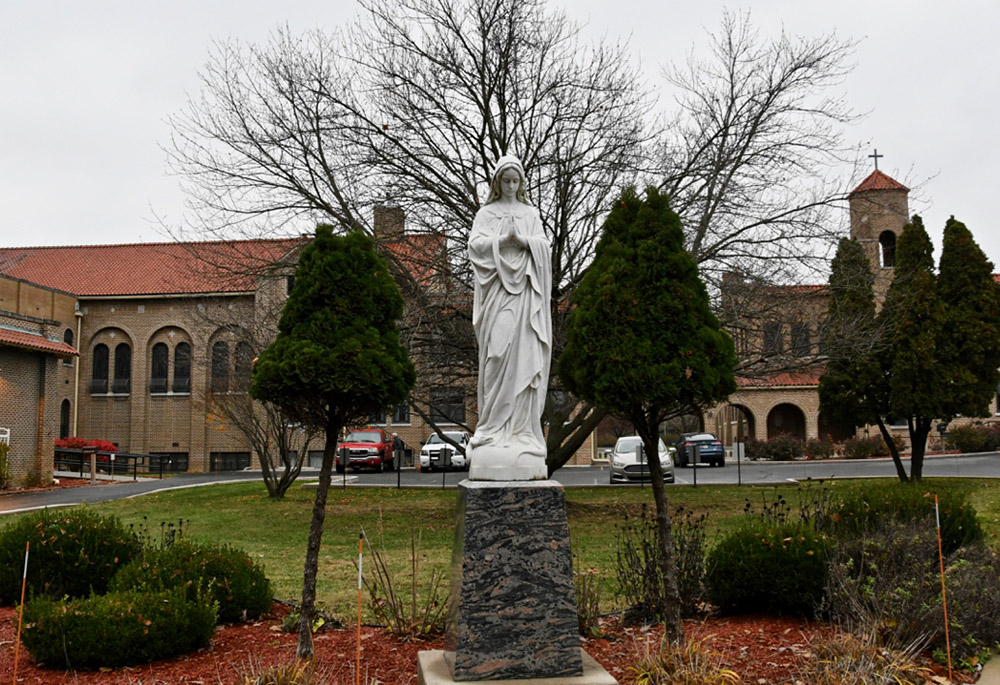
top-left (745, 434), bottom-right (803, 461)
top-left (804, 438), bottom-right (836, 459)
top-left (0, 509), bottom-right (140, 604)
top-left (20, 586), bottom-right (217, 668)
top-left (0, 442), bottom-right (11, 489)
top-left (111, 539), bottom-right (271, 622)
top-left (705, 520), bottom-right (830, 615)
top-left (946, 424), bottom-right (1000, 453)
top-left (825, 481), bottom-right (983, 554)
top-left (841, 435), bottom-right (887, 459)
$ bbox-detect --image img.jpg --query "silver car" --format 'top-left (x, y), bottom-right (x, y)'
top-left (609, 435), bottom-right (675, 483)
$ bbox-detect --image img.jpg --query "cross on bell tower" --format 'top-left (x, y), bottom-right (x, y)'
top-left (869, 149), bottom-right (883, 170)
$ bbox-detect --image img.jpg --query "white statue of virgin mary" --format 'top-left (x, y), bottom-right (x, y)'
top-left (467, 155), bottom-right (552, 481)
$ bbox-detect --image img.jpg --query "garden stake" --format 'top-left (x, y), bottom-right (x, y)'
top-left (935, 495), bottom-right (953, 681)
top-left (12, 540), bottom-right (29, 685)
top-left (357, 530), bottom-right (363, 685)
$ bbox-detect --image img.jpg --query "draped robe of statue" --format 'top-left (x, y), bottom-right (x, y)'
top-left (467, 198), bottom-right (552, 481)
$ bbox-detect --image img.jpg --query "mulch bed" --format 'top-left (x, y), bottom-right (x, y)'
top-left (0, 602), bottom-right (974, 684)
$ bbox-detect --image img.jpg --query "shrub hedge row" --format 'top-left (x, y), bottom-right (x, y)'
top-left (0, 509), bottom-right (140, 604)
top-left (20, 586), bottom-right (217, 668)
top-left (111, 540), bottom-right (272, 622)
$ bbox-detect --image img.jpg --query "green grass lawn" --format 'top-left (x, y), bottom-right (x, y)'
top-left (5, 477), bottom-right (998, 620)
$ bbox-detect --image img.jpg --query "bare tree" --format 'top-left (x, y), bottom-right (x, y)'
top-left (174, 240), bottom-right (317, 498)
top-left (660, 11), bottom-right (860, 292)
top-left (167, 4), bottom-right (864, 470)
top-left (167, 0), bottom-right (652, 472)
top-left (207, 392), bottom-right (320, 497)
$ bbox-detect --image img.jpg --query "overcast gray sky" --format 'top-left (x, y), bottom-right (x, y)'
top-left (2, 1), bottom-right (997, 266)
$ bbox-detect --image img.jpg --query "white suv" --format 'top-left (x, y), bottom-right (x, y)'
top-left (419, 431), bottom-right (471, 471)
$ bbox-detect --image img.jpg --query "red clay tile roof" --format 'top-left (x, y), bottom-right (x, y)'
top-left (0, 326), bottom-right (78, 357)
top-left (0, 239), bottom-right (307, 297)
top-left (736, 369), bottom-right (822, 388)
top-left (849, 169), bottom-right (909, 197)
top-left (383, 234), bottom-right (447, 288)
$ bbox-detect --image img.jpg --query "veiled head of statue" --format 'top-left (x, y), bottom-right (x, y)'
top-left (486, 154), bottom-right (529, 205)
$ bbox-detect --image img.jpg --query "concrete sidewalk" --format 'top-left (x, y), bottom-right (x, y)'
top-left (978, 658), bottom-right (1000, 685)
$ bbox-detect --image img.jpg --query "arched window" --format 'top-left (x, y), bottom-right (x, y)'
top-left (63, 329), bottom-right (74, 366)
top-left (150, 343), bottom-right (169, 393)
top-left (59, 399), bottom-right (71, 439)
top-left (879, 231), bottom-right (897, 267)
top-left (90, 344), bottom-right (109, 394)
top-left (173, 342), bottom-right (191, 393)
top-left (234, 342), bottom-right (254, 391)
top-left (211, 341), bottom-right (230, 393)
top-left (112, 343), bottom-right (132, 394)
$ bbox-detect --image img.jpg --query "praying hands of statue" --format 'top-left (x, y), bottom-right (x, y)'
top-left (500, 215), bottom-right (527, 250)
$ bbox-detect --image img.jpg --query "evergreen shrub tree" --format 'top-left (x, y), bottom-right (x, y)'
top-left (560, 186), bottom-right (735, 638)
top-left (21, 586), bottom-right (217, 668)
top-left (111, 539), bottom-right (271, 622)
top-left (251, 225), bottom-right (414, 658)
top-left (705, 520), bottom-right (831, 615)
top-left (0, 509), bottom-right (140, 604)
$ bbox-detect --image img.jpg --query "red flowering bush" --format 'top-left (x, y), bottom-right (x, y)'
top-left (54, 437), bottom-right (117, 452)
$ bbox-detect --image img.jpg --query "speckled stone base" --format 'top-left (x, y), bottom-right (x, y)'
top-left (444, 480), bottom-right (583, 681)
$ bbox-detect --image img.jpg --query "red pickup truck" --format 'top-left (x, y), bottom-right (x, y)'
top-left (335, 428), bottom-right (395, 473)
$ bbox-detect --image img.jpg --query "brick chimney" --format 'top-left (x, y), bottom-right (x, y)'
top-left (373, 206), bottom-right (405, 243)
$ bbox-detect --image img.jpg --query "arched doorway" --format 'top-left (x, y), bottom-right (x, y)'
top-left (717, 404), bottom-right (756, 444)
top-left (767, 403), bottom-right (806, 440)
top-left (818, 411), bottom-right (854, 443)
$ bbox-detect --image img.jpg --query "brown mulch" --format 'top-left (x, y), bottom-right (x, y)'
top-left (0, 602), bottom-right (975, 684)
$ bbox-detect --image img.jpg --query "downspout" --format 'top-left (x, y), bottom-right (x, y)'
top-left (73, 310), bottom-right (83, 436)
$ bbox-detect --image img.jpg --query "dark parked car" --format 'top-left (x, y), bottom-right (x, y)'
top-left (674, 432), bottom-right (725, 467)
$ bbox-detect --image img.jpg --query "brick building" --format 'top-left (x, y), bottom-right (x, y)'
top-left (0, 221), bottom-right (595, 484)
top-left (709, 167), bottom-right (996, 449)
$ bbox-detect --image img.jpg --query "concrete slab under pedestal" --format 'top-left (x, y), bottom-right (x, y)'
top-left (417, 649), bottom-right (618, 685)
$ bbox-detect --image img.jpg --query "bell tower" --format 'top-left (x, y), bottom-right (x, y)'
top-left (848, 160), bottom-right (909, 304)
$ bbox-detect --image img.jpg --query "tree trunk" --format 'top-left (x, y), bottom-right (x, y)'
top-left (546, 402), bottom-right (606, 475)
top-left (297, 417), bottom-right (340, 659)
top-left (909, 417), bottom-right (932, 481)
top-left (637, 426), bottom-right (683, 642)
top-left (875, 417), bottom-right (909, 482)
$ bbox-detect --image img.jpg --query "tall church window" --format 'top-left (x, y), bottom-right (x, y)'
top-left (393, 402), bottom-right (410, 425)
top-left (430, 388), bottom-right (465, 424)
top-left (763, 322), bottom-right (783, 356)
top-left (790, 322), bottom-right (811, 357)
top-left (211, 341), bottom-right (230, 393)
top-left (63, 329), bottom-right (74, 366)
top-left (59, 399), bottom-right (71, 439)
top-left (150, 343), bottom-right (169, 393)
top-left (90, 344), bottom-right (109, 394)
top-left (234, 342), bottom-right (254, 391)
top-left (879, 231), bottom-right (896, 267)
top-left (112, 343), bottom-right (132, 394)
top-left (173, 343), bottom-right (191, 393)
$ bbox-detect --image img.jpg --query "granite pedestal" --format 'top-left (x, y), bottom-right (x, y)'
top-left (417, 479), bottom-right (615, 684)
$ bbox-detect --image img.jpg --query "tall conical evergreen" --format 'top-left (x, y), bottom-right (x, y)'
top-left (878, 216), bottom-right (943, 479)
top-left (560, 186), bottom-right (736, 639)
top-left (251, 225), bottom-right (415, 658)
top-left (936, 216), bottom-right (1000, 418)
top-left (818, 237), bottom-right (909, 479)
top-left (818, 239), bottom-right (881, 428)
